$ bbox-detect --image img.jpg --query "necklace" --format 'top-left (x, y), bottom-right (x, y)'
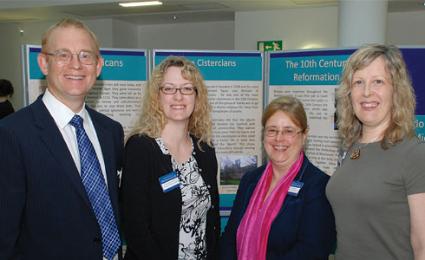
top-left (350, 137), bottom-right (381, 160)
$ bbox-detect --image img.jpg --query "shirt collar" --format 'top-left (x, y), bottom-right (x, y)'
top-left (42, 89), bottom-right (88, 129)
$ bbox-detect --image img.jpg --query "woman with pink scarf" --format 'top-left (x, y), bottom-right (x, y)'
top-left (220, 96), bottom-right (336, 260)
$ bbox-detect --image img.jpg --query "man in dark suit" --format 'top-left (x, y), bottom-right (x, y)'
top-left (0, 18), bottom-right (123, 260)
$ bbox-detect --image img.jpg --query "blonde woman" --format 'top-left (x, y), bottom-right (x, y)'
top-left (121, 56), bottom-right (220, 260)
top-left (327, 44), bottom-right (425, 260)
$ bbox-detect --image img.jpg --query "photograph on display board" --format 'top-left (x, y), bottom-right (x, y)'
top-left (219, 154), bottom-right (257, 185)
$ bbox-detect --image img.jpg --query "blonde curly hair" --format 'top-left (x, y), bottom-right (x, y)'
top-left (132, 56), bottom-right (213, 147)
top-left (336, 44), bottom-right (416, 150)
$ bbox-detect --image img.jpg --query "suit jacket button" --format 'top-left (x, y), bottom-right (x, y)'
top-left (93, 237), bottom-right (101, 243)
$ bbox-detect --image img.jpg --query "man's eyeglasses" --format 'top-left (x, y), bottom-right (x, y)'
top-left (264, 127), bottom-right (302, 138)
top-left (43, 49), bottom-right (98, 65)
top-left (160, 84), bottom-right (197, 95)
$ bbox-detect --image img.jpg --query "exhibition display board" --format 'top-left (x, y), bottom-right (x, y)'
top-left (400, 48), bottom-right (425, 140)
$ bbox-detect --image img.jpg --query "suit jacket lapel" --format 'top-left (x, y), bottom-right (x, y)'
top-left (31, 97), bottom-right (92, 208)
top-left (278, 158), bottom-right (309, 214)
top-left (242, 160), bottom-right (307, 217)
top-left (240, 168), bottom-right (263, 219)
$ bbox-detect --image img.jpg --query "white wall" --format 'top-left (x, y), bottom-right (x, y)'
top-left (17, 20), bottom-right (55, 46)
top-left (387, 10), bottom-right (425, 46)
top-left (0, 23), bottom-right (24, 109)
top-left (85, 18), bottom-right (114, 48)
top-left (137, 20), bottom-right (234, 50)
top-left (234, 7), bottom-right (339, 51)
top-left (112, 19), bottom-right (138, 48)
top-left (233, 7), bottom-right (425, 51)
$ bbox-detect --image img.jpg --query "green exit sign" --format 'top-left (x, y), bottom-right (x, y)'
top-left (257, 40), bottom-right (283, 51)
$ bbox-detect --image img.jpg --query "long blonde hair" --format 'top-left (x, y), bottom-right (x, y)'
top-left (336, 44), bottom-right (416, 149)
top-left (132, 56), bottom-right (213, 147)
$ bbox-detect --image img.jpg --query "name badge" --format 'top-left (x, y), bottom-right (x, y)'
top-left (159, 171), bottom-right (180, 193)
top-left (288, 180), bottom-right (304, 197)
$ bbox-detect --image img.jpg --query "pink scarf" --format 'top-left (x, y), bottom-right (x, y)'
top-left (236, 152), bottom-right (304, 260)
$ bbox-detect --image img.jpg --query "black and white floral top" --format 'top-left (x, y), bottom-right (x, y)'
top-left (155, 137), bottom-right (211, 260)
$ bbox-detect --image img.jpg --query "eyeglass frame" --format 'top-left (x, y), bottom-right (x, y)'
top-left (263, 126), bottom-right (303, 138)
top-left (159, 83), bottom-right (197, 95)
top-left (42, 49), bottom-right (99, 65)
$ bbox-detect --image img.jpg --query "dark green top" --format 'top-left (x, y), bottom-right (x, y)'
top-left (327, 138), bottom-right (425, 260)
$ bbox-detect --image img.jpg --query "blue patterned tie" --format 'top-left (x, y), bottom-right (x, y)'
top-left (69, 115), bottom-right (120, 260)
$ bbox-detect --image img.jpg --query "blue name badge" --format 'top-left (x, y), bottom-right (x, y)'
top-left (159, 171), bottom-right (180, 193)
top-left (288, 180), bottom-right (304, 197)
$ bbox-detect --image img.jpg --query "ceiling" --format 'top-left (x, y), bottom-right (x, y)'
top-left (0, 0), bottom-right (424, 25)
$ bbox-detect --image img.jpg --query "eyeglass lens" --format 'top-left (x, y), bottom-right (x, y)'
top-left (48, 49), bottom-right (97, 65)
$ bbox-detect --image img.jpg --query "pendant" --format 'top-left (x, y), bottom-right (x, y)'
top-left (350, 148), bottom-right (360, 160)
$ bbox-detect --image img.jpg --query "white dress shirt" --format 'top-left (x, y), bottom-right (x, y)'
top-left (42, 89), bottom-right (107, 183)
